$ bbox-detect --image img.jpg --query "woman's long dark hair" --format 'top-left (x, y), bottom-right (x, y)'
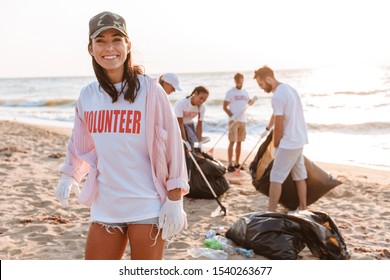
top-left (89, 38), bottom-right (142, 103)
top-left (186, 86), bottom-right (209, 99)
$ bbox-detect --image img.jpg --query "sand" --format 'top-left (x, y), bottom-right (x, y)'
top-left (0, 120), bottom-right (389, 260)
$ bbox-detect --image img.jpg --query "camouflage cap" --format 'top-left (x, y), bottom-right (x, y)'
top-left (89, 11), bottom-right (128, 39)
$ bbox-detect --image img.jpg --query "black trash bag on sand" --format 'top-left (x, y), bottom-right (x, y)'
top-left (249, 131), bottom-right (342, 210)
top-left (186, 150), bottom-right (230, 199)
top-left (226, 210), bottom-right (350, 260)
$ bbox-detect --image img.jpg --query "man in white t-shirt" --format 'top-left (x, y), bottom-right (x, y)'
top-left (223, 73), bottom-right (255, 172)
top-left (254, 65), bottom-right (309, 212)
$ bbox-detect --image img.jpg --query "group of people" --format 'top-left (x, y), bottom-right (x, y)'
top-left (54, 11), bottom-right (309, 260)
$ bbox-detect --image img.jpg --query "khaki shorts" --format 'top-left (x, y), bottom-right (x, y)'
top-left (270, 147), bottom-right (307, 184)
top-left (228, 121), bottom-right (246, 142)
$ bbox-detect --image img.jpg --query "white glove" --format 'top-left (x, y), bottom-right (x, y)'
top-left (229, 115), bottom-right (236, 122)
top-left (158, 197), bottom-right (188, 240)
top-left (54, 174), bottom-right (80, 206)
top-left (193, 142), bottom-right (204, 152)
top-left (260, 129), bottom-right (268, 138)
top-left (250, 96), bottom-right (258, 105)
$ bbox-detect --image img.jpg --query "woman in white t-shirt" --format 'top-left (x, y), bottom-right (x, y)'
top-left (174, 86), bottom-right (209, 148)
top-left (54, 11), bottom-right (188, 260)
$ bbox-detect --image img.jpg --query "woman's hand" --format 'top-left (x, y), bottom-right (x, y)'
top-left (158, 195), bottom-right (188, 240)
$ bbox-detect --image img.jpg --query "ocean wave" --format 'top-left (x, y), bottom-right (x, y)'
top-left (334, 89), bottom-right (387, 96)
top-left (305, 103), bottom-right (345, 109)
top-left (308, 122), bottom-right (390, 133)
top-left (374, 102), bottom-right (390, 108)
top-left (0, 98), bottom-right (76, 107)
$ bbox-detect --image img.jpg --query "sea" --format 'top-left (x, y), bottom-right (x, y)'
top-left (1, 65), bottom-right (389, 171)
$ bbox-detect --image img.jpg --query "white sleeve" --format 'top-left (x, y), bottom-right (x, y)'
top-left (272, 94), bottom-right (285, 116)
top-left (174, 99), bottom-right (185, 118)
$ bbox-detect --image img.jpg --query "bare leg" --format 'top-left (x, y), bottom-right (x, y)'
top-left (85, 223), bottom-right (128, 260)
top-left (295, 180), bottom-right (307, 210)
top-left (235, 141), bottom-right (242, 165)
top-left (268, 182), bottom-right (282, 212)
top-left (228, 142), bottom-right (235, 165)
top-left (127, 224), bottom-right (165, 260)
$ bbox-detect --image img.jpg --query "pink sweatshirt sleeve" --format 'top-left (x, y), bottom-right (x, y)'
top-left (162, 100), bottom-right (189, 193)
top-left (60, 103), bottom-right (92, 182)
top-left (147, 79), bottom-right (189, 196)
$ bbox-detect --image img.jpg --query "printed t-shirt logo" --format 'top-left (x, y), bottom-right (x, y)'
top-left (183, 111), bottom-right (198, 118)
top-left (234, 95), bottom-right (248, 101)
top-left (84, 110), bottom-right (141, 134)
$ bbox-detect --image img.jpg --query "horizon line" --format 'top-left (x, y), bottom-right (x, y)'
top-left (1, 64), bottom-right (389, 80)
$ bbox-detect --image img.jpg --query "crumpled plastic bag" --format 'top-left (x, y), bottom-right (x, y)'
top-left (226, 210), bottom-right (350, 260)
top-left (186, 151), bottom-right (230, 199)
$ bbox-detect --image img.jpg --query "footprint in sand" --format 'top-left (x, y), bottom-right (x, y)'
top-left (27, 233), bottom-right (55, 244)
top-left (16, 225), bottom-right (49, 235)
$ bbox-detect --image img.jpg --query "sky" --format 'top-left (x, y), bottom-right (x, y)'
top-left (0, 0), bottom-right (389, 78)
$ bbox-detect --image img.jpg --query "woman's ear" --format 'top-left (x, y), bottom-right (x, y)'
top-left (127, 42), bottom-right (131, 53)
top-left (88, 45), bottom-right (93, 56)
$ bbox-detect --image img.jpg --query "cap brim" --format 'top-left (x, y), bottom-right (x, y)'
top-left (90, 26), bottom-right (128, 39)
top-left (174, 85), bottom-right (182, 91)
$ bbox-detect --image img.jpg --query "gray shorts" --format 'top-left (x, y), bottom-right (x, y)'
top-left (270, 147), bottom-right (307, 184)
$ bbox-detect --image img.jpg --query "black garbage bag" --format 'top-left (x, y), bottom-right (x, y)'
top-left (226, 212), bottom-right (305, 259)
top-left (225, 210), bottom-right (350, 260)
top-left (249, 132), bottom-right (342, 210)
top-left (186, 150), bottom-right (230, 199)
top-left (290, 210), bottom-right (350, 260)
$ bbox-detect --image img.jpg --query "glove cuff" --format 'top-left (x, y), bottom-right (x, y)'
top-left (61, 174), bottom-right (78, 185)
top-left (166, 197), bottom-right (183, 204)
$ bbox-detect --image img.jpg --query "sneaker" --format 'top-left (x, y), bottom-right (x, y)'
top-left (227, 164), bottom-right (236, 172)
top-left (234, 164), bottom-right (245, 170)
top-left (287, 208), bottom-right (299, 215)
top-left (298, 209), bottom-right (311, 215)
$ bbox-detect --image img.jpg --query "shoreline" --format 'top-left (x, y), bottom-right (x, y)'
top-left (1, 120), bottom-right (389, 260)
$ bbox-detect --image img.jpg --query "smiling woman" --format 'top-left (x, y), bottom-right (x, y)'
top-left (53, 11), bottom-right (189, 260)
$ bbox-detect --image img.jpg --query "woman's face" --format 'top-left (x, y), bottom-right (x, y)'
top-left (163, 82), bottom-right (175, 94)
top-left (89, 28), bottom-right (130, 80)
top-left (191, 92), bottom-right (208, 106)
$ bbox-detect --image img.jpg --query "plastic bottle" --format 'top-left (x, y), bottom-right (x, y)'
top-left (203, 238), bottom-right (222, 250)
top-left (214, 235), bottom-right (228, 244)
top-left (236, 247), bottom-right (255, 258)
top-left (187, 248), bottom-right (228, 260)
top-left (221, 243), bottom-right (235, 254)
top-left (204, 236), bottom-right (236, 255)
top-left (204, 229), bottom-right (216, 239)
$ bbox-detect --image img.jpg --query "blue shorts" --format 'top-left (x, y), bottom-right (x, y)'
top-left (92, 217), bottom-right (159, 234)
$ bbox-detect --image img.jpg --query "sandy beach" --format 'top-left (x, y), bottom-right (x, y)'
top-left (0, 120), bottom-right (389, 260)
